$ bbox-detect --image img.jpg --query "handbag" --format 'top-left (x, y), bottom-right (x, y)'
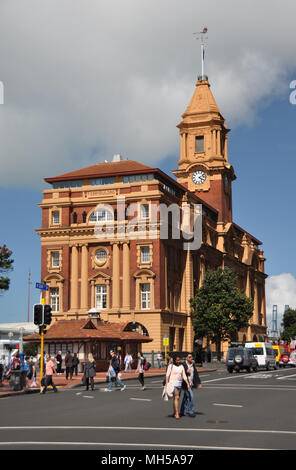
top-left (30, 377), bottom-right (37, 388)
top-left (162, 364), bottom-right (174, 400)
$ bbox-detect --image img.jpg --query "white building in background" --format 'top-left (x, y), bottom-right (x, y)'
top-left (0, 323), bottom-right (38, 362)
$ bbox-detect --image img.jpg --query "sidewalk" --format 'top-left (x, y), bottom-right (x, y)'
top-left (0, 364), bottom-right (218, 398)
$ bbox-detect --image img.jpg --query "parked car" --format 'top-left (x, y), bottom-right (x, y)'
top-left (245, 342), bottom-right (277, 370)
top-left (279, 351), bottom-right (296, 368)
top-left (279, 352), bottom-right (290, 368)
top-left (226, 347), bottom-right (258, 373)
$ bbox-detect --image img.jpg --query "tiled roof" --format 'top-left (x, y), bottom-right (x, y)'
top-left (45, 160), bottom-right (156, 183)
top-left (24, 318), bottom-right (152, 343)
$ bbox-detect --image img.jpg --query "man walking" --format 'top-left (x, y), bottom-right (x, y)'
top-left (180, 353), bottom-right (202, 417)
top-left (137, 351), bottom-right (146, 391)
top-left (157, 352), bottom-right (163, 368)
top-left (73, 353), bottom-right (79, 376)
top-left (42, 354), bottom-right (58, 394)
top-left (65, 350), bottom-right (73, 380)
top-left (56, 350), bottom-right (62, 375)
top-left (106, 350), bottom-right (126, 391)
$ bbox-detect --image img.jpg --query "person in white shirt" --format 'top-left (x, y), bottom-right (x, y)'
top-left (124, 353), bottom-right (133, 373)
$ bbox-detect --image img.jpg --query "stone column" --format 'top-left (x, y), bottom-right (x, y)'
top-left (254, 280), bottom-right (259, 325)
top-left (112, 242), bottom-right (120, 309)
top-left (185, 249), bottom-right (194, 351)
top-left (217, 129), bottom-right (221, 156)
top-left (70, 244), bottom-right (79, 310)
top-left (91, 281), bottom-right (95, 309)
top-left (224, 135), bottom-right (228, 161)
top-left (198, 254), bottom-right (206, 288)
top-left (80, 244), bottom-right (89, 310)
top-left (122, 241), bottom-right (130, 310)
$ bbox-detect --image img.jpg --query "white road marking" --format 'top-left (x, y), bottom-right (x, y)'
top-left (82, 396), bottom-right (94, 399)
top-left (277, 374), bottom-right (296, 380)
top-left (0, 426), bottom-right (295, 436)
top-left (204, 386), bottom-right (296, 391)
top-left (213, 403), bottom-right (243, 408)
top-left (202, 368), bottom-right (292, 383)
top-left (130, 398), bottom-right (152, 402)
top-left (0, 441), bottom-right (270, 450)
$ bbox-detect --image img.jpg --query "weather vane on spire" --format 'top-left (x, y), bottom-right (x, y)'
top-left (193, 27), bottom-right (208, 80)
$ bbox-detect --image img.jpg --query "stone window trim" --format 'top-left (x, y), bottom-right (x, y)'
top-left (91, 246), bottom-right (110, 269)
top-left (47, 248), bottom-right (63, 273)
top-left (42, 273), bottom-right (65, 313)
top-left (133, 269), bottom-right (156, 311)
top-left (136, 242), bottom-right (153, 269)
top-left (89, 272), bottom-right (111, 310)
top-left (49, 207), bottom-right (62, 227)
top-left (138, 201), bottom-right (151, 221)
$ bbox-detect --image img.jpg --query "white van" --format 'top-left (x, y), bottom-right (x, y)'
top-left (245, 342), bottom-right (277, 370)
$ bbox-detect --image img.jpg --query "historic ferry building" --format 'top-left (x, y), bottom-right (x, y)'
top-left (35, 60), bottom-right (267, 360)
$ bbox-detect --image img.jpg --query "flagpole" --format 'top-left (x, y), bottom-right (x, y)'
top-left (201, 43), bottom-right (204, 78)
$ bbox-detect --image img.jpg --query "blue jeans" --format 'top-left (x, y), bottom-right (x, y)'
top-left (180, 387), bottom-right (195, 415)
top-left (108, 373), bottom-right (124, 390)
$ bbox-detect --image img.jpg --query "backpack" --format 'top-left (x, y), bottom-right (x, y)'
top-left (143, 358), bottom-right (151, 371)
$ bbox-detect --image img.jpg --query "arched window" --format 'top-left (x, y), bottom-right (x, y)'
top-left (124, 322), bottom-right (149, 337)
top-left (89, 209), bottom-right (114, 223)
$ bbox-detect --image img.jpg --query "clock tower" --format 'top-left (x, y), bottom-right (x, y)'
top-left (172, 76), bottom-right (236, 222)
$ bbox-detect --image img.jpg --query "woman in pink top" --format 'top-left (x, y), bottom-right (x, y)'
top-left (42, 354), bottom-right (58, 394)
top-left (166, 355), bottom-right (190, 419)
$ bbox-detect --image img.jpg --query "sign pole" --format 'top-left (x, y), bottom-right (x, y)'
top-left (40, 325), bottom-right (44, 388)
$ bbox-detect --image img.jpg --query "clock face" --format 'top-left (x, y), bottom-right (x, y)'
top-left (192, 170), bottom-right (206, 185)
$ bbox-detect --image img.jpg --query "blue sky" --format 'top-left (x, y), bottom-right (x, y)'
top-left (1, 81), bottom-right (296, 323)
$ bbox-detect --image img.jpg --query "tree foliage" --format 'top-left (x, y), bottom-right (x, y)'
top-left (190, 267), bottom-right (254, 359)
top-left (0, 244), bottom-right (14, 293)
top-left (281, 308), bottom-right (296, 342)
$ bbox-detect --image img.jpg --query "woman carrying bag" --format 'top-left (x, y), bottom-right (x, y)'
top-left (83, 353), bottom-right (96, 391)
top-left (164, 355), bottom-right (190, 420)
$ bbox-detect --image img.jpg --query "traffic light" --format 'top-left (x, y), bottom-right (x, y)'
top-left (39, 326), bottom-right (47, 335)
top-left (43, 304), bottom-right (52, 325)
top-left (33, 304), bottom-right (43, 325)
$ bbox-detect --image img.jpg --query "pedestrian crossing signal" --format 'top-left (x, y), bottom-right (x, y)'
top-left (33, 304), bottom-right (43, 325)
top-left (43, 304), bottom-right (52, 325)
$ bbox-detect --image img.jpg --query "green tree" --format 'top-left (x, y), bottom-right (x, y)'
top-left (0, 245), bottom-right (14, 294)
top-left (190, 267), bottom-right (254, 360)
top-left (23, 343), bottom-right (38, 357)
top-left (281, 308), bottom-right (296, 342)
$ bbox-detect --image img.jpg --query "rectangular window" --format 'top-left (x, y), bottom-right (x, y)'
top-left (95, 285), bottom-right (107, 310)
top-left (141, 283), bottom-right (151, 310)
top-left (52, 180), bottom-right (82, 189)
top-left (140, 204), bottom-right (149, 219)
top-left (91, 177), bottom-right (114, 186)
top-left (51, 252), bottom-right (60, 268)
top-left (52, 211), bottom-right (60, 225)
top-left (195, 136), bottom-right (204, 153)
top-left (123, 173), bottom-right (154, 184)
top-left (49, 344), bottom-right (56, 356)
top-left (50, 287), bottom-right (59, 313)
top-left (141, 246), bottom-right (150, 264)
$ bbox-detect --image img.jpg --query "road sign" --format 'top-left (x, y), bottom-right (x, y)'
top-left (36, 282), bottom-right (49, 291)
top-left (163, 336), bottom-right (169, 347)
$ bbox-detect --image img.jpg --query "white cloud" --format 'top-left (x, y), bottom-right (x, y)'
top-left (266, 273), bottom-right (296, 329)
top-left (0, 0), bottom-right (295, 187)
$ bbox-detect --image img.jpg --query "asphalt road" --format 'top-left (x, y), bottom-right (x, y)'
top-left (1, 366), bottom-right (296, 450)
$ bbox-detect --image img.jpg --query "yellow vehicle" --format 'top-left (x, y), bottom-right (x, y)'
top-left (272, 345), bottom-right (281, 365)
